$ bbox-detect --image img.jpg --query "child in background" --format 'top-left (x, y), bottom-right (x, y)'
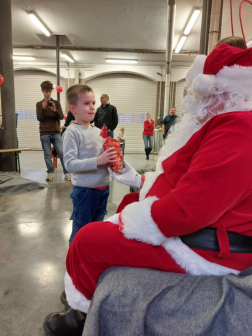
top-left (117, 127), bottom-right (126, 156)
top-left (63, 84), bottom-right (116, 244)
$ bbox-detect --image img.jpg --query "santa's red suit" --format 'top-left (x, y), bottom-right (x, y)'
top-left (65, 44), bottom-right (252, 313)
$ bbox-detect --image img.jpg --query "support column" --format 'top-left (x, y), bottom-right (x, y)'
top-left (208, 0), bottom-right (223, 53)
top-left (200, 0), bottom-right (212, 55)
top-left (0, 0), bottom-right (16, 171)
top-left (56, 35), bottom-right (60, 102)
top-left (164, 0), bottom-right (176, 118)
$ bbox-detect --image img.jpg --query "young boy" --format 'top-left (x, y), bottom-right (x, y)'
top-left (117, 127), bottom-right (126, 156)
top-left (63, 84), bottom-right (116, 244)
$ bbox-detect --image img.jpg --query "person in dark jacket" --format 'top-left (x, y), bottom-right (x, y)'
top-left (162, 107), bottom-right (178, 139)
top-left (93, 94), bottom-right (118, 138)
top-left (60, 111), bottom-right (75, 135)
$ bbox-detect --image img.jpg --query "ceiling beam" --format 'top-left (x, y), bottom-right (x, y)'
top-left (13, 45), bottom-right (199, 55)
top-left (13, 45), bottom-right (165, 53)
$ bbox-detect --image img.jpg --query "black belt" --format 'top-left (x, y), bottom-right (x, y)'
top-left (180, 228), bottom-right (252, 253)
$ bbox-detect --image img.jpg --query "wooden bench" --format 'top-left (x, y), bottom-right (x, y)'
top-left (0, 148), bottom-right (32, 173)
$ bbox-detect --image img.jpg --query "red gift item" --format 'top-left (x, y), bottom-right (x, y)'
top-left (103, 137), bottom-right (125, 172)
top-left (100, 125), bottom-right (108, 139)
top-left (100, 125), bottom-right (125, 172)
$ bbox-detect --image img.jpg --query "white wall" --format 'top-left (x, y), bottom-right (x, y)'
top-left (171, 67), bottom-right (190, 82)
top-left (84, 64), bottom-right (162, 82)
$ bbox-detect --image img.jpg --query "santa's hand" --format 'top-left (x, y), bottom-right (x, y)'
top-left (105, 213), bottom-right (119, 225)
top-left (108, 161), bottom-right (142, 188)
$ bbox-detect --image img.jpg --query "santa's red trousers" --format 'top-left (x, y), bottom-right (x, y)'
top-left (66, 193), bottom-right (186, 301)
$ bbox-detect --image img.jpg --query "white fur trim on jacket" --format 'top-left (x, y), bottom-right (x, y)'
top-left (139, 171), bottom-right (161, 201)
top-left (120, 197), bottom-right (239, 276)
top-left (64, 272), bottom-right (91, 313)
top-left (163, 237), bottom-right (239, 276)
top-left (121, 196), bottom-right (166, 245)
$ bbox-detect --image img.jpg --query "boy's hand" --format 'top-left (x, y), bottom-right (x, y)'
top-left (97, 148), bottom-right (117, 166)
top-left (50, 102), bottom-right (56, 112)
top-left (42, 101), bottom-right (47, 109)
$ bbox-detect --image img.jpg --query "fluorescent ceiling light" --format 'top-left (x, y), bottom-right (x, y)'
top-left (184, 9), bottom-right (200, 35)
top-left (13, 56), bottom-right (35, 61)
top-left (106, 59), bottom-right (138, 64)
top-left (28, 13), bottom-right (51, 36)
top-left (62, 54), bottom-right (75, 63)
top-left (175, 36), bottom-right (187, 53)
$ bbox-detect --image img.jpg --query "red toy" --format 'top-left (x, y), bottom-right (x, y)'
top-left (0, 75), bottom-right (4, 85)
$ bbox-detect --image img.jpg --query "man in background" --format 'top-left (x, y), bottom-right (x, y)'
top-left (36, 80), bottom-right (71, 181)
top-left (93, 94), bottom-right (118, 138)
top-left (162, 107), bottom-right (178, 139)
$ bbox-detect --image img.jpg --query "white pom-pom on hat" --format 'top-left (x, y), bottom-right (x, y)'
top-left (192, 74), bottom-right (215, 97)
top-left (186, 55), bottom-right (207, 86)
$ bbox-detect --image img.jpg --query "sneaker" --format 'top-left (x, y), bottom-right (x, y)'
top-left (46, 173), bottom-right (54, 181)
top-left (65, 173), bottom-right (71, 181)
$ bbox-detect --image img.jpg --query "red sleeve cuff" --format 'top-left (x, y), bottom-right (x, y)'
top-left (141, 174), bottom-right (146, 184)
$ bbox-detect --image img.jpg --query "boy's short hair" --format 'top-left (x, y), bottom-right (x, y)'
top-left (41, 81), bottom-right (53, 91)
top-left (120, 127), bottom-right (125, 131)
top-left (67, 84), bottom-right (93, 105)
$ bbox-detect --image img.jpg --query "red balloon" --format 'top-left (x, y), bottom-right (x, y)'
top-left (0, 75), bottom-right (4, 85)
top-left (56, 85), bottom-right (63, 93)
top-left (63, 114), bottom-right (67, 120)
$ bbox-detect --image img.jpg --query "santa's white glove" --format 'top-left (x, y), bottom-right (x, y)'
top-left (108, 161), bottom-right (142, 188)
top-left (105, 213), bottom-right (119, 225)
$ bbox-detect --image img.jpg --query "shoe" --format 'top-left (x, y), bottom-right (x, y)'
top-left (65, 173), bottom-right (71, 181)
top-left (46, 173), bottom-right (54, 181)
top-left (148, 148), bottom-right (152, 157)
top-left (60, 291), bottom-right (70, 310)
top-left (43, 308), bottom-right (86, 336)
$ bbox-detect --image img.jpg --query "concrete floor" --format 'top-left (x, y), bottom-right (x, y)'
top-left (0, 151), bottom-right (156, 336)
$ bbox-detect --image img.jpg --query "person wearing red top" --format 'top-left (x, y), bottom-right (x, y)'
top-left (142, 113), bottom-right (155, 160)
top-left (44, 38), bottom-right (252, 336)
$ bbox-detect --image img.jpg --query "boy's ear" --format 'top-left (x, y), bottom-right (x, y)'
top-left (69, 104), bottom-right (76, 114)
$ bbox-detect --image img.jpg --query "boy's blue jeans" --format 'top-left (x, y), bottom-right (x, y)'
top-left (40, 134), bottom-right (68, 174)
top-left (120, 143), bottom-right (125, 156)
top-left (69, 185), bottom-right (109, 244)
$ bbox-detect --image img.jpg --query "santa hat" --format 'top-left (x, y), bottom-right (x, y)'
top-left (186, 43), bottom-right (252, 97)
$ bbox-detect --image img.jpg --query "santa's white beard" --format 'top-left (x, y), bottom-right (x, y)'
top-left (156, 89), bottom-right (252, 173)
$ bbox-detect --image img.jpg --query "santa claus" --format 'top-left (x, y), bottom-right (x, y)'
top-left (43, 37), bottom-right (252, 336)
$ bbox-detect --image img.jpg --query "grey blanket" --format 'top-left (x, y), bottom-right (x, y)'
top-left (83, 266), bottom-right (252, 336)
top-left (0, 173), bottom-right (46, 196)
